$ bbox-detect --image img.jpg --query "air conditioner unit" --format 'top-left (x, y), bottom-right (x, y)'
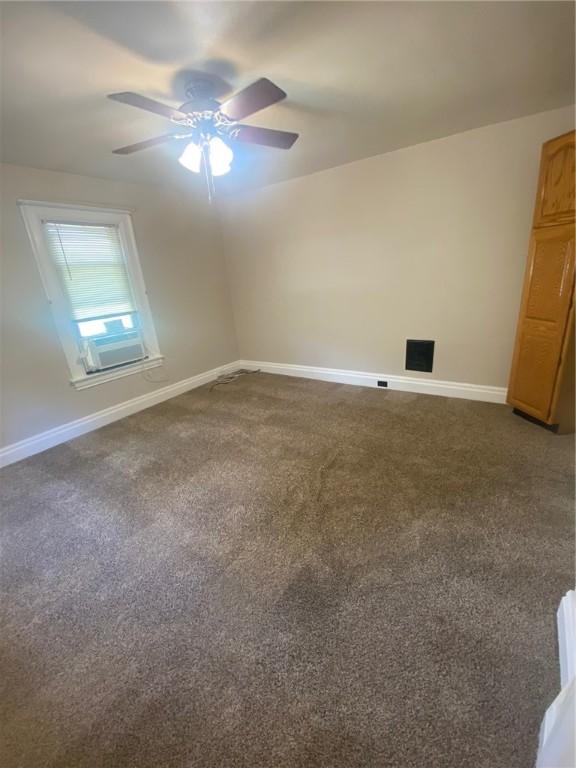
top-left (83, 331), bottom-right (146, 373)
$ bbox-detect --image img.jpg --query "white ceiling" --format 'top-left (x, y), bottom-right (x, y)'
top-left (1, 1), bottom-right (574, 192)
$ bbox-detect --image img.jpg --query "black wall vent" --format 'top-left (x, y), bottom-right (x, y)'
top-left (406, 340), bottom-right (435, 372)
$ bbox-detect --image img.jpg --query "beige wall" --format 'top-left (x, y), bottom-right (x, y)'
top-left (2, 106), bottom-right (574, 449)
top-left (221, 106), bottom-right (575, 387)
top-left (0, 163), bottom-right (238, 447)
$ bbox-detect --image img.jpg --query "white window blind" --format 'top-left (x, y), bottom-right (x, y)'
top-left (21, 202), bottom-right (162, 388)
top-left (43, 221), bottom-right (137, 321)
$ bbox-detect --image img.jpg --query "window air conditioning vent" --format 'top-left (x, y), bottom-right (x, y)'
top-left (85, 333), bottom-right (146, 372)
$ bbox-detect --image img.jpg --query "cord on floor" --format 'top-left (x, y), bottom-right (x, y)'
top-left (210, 368), bottom-right (261, 391)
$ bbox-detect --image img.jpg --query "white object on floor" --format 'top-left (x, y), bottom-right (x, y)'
top-left (536, 590), bottom-right (576, 768)
top-left (536, 679), bottom-right (575, 768)
top-left (558, 589), bottom-right (576, 689)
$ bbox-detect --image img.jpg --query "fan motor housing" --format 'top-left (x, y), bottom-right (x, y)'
top-left (180, 97), bottom-right (221, 114)
top-left (182, 73), bottom-right (228, 113)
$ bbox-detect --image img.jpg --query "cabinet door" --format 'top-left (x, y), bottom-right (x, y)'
top-left (533, 131), bottom-right (575, 228)
top-left (507, 224), bottom-right (575, 422)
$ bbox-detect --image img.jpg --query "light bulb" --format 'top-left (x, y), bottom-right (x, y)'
top-left (178, 137), bottom-right (233, 177)
top-left (209, 137), bottom-right (233, 176)
top-left (178, 141), bottom-right (202, 173)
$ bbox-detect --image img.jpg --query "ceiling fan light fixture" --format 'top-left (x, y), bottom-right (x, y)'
top-left (110, 78), bottom-right (298, 196)
top-left (209, 137), bottom-right (233, 177)
top-left (178, 141), bottom-right (202, 173)
top-left (178, 137), bottom-right (233, 177)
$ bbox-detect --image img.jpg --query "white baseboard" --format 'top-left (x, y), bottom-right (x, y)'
top-left (0, 361), bottom-right (238, 469)
top-left (238, 359), bottom-right (507, 404)
top-left (0, 358), bottom-right (507, 469)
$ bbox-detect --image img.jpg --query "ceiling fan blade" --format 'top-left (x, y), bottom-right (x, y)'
top-left (112, 133), bottom-right (180, 154)
top-left (220, 78), bottom-right (286, 121)
top-left (234, 125), bottom-right (299, 149)
top-left (108, 92), bottom-right (188, 122)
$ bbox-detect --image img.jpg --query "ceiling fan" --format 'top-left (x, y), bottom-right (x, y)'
top-left (108, 74), bottom-right (299, 199)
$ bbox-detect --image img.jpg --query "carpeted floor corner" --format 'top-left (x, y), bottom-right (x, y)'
top-left (1, 373), bottom-right (574, 768)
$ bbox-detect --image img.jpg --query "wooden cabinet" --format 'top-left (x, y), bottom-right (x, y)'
top-left (533, 132), bottom-right (576, 228)
top-left (508, 225), bottom-right (574, 420)
top-left (507, 131), bottom-right (575, 431)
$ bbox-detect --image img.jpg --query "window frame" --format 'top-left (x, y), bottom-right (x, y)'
top-left (19, 200), bottom-right (163, 390)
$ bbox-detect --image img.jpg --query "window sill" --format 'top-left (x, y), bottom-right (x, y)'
top-left (70, 355), bottom-right (165, 390)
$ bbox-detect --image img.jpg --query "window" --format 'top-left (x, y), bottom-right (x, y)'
top-left (19, 201), bottom-right (162, 389)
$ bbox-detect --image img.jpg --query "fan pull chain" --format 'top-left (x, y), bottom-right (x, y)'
top-left (201, 141), bottom-right (215, 203)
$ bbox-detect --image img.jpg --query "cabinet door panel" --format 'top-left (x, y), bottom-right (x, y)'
top-left (533, 131), bottom-right (575, 228)
top-left (507, 225), bottom-right (574, 421)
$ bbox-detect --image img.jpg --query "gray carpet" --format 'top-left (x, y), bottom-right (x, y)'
top-left (1, 373), bottom-right (574, 768)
